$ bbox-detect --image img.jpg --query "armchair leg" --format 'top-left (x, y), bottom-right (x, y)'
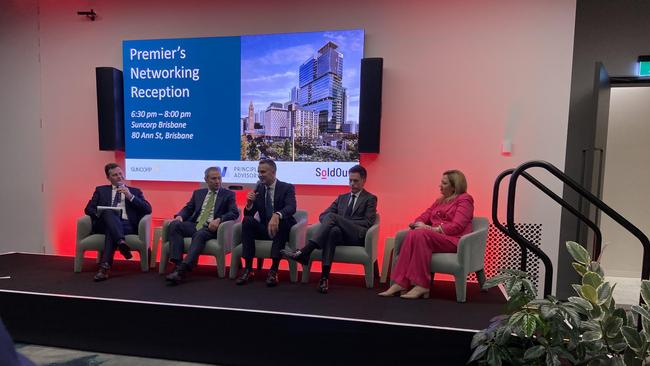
top-left (159, 243), bottom-right (169, 274)
top-left (476, 269), bottom-right (487, 292)
top-left (301, 262), bottom-right (312, 284)
top-left (288, 261), bottom-right (297, 283)
top-left (140, 248), bottom-right (149, 272)
top-left (229, 251), bottom-right (242, 279)
top-left (216, 255), bottom-right (226, 278)
top-left (256, 258), bottom-right (264, 271)
top-left (454, 273), bottom-right (468, 303)
top-left (363, 262), bottom-right (374, 288)
top-left (74, 251), bottom-right (84, 273)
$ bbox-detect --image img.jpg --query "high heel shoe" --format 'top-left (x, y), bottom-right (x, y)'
top-left (378, 284), bottom-right (405, 297)
top-left (400, 285), bottom-right (430, 299)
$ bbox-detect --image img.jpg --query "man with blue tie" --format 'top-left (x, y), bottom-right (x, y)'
top-left (236, 159), bottom-right (297, 287)
top-left (282, 165), bottom-right (377, 293)
top-left (84, 163), bottom-right (152, 282)
top-left (165, 167), bottom-right (239, 284)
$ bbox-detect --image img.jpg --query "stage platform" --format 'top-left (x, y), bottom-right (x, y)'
top-left (0, 253), bottom-right (506, 365)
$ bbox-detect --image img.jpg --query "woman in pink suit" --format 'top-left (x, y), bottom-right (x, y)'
top-left (379, 170), bottom-right (474, 299)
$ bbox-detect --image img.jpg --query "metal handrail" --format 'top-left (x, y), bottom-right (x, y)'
top-left (507, 160), bottom-right (650, 297)
top-left (493, 168), bottom-right (603, 278)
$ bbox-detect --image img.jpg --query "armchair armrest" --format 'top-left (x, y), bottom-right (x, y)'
top-left (76, 215), bottom-right (93, 243)
top-left (161, 219), bottom-right (173, 243)
top-left (457, 228), bottom-right (488, 271)
top-left (364, 223), bottom-right (380, 261)
top-left (305, 223), bottom-right (321, 243)
top-left (217, 219), bottom-right (236, 253)
top-left (232, 222), bottom-right (242, 247)
top-left (289, 217), bottom-right (308, 250)
top-left (138, 214), bottom-right (152, 248)
top-left (393, 229), bottom-right (410, 257)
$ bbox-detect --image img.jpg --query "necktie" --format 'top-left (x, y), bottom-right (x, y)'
top-left (265, 185), bottom-right (274, 221)
top-left (196, 191), bottom-right (216, 230)
top-left (112, 189), bottom-right (121, 207)
top-left (345, 194), bottom-right (356, 218)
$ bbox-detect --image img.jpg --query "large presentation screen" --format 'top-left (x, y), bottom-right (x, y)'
top-left (122, 29), bottom-right (364, 185)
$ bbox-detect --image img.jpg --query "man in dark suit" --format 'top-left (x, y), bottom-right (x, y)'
top-left (84, 163), bottom-right (152, 282)
top-left (283, 165), bottom-right (377, 293)
top-left (236, 159), bottom-right (297, 287)
top-left (165, 167), bottom-right (239, 284)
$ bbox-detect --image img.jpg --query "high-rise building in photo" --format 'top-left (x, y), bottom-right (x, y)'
top-left (297, 41), bottom-right (345, 133)
top-left (264, 102), bottom-right (290, 137)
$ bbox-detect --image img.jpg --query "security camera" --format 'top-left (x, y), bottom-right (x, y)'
top-left (77, 9), bottom-right (97, 21)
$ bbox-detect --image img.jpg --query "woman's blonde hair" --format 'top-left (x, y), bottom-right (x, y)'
top-left (440, 169), bottom-right (467, 202)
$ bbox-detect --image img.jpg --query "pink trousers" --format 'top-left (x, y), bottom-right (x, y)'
top-left (391, 229), bottom-right (457, 289)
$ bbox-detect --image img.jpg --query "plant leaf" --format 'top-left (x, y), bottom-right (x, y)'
top-left (523, 345), bottom-right (545, 360)
top-left (566, 241), bottom-right (590, 264)
top-left (624, 348), bottom-right (643, 366)
top-left (622, 325), bottom-right (644, 352)
top-left (641, 280), bottom-right (650, 305)
top-left (522, 313), bottom-right (537, 337)
top-left (470, 331), bottom-right (487, 349)
top-left (582, 271), bottom-right (603, 288)
top-left (603, 316), bottom-right (624, 338)
top-left (571, 284), bottom-right (582, 296)
top-left (568, 296), bottom-right (593, 311)
top-left (580, 284), bottom-right (599, 305)
top-left (467, 343), bottom-right (488, 363)
top-left (545, 350), bottom-right (561, 366)
top-left (486, 345), bottom-right (502, 366)
top-left (581, 330), bottom-right (602, 342)
top-left (631, 305), bottom-right (650, 321)
top-left (572, 262), bottom-right (587, 276)
top-left (596, 282), bottom-right (612, 305)
top-left (588, 261), bottom-right (605, 277)
top-left (483, 274), bottom-right (509, 289)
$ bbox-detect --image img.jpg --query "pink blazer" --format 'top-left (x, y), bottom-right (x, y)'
top-left (413, 193), bottom-right (474, 245)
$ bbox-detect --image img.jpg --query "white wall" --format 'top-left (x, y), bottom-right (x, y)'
top-left (4, 0), bottom-right (576, 294)
top-left (600, 87), bottom-right (650, 277)
top-left (0, 0), bottom-right (44, 254)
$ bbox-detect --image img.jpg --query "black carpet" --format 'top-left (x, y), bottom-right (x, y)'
top-left (0, 253), bottom-right (505, 330)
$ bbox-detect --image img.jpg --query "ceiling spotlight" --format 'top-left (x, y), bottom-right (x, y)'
top-left (77, 9), bottom-right (97, 21)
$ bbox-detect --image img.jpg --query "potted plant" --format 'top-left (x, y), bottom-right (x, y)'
top-left (469, 241), bottom-right (650, 365)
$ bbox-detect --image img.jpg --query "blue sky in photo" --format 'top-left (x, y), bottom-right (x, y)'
top-left (241, 29), bottom-right (364, 124)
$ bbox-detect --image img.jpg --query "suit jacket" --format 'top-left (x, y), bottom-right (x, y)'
top-left (84, 184), bottom-right (152, 231)
top-left (319, 189), bottom-right (378, 235)
top-left (175, 188), bottom-right (239, 225)
top-left (244, 179), bottom-right (297, 227)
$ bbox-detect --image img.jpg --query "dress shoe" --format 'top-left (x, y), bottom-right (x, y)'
top-left (280, 249), bottom-right (308, 266)
top-left (165, 267), bottom-right (186, 285)
top-left (235, 269), bottom-right (254, 285)
top-left (400, 285), bottom-right (430, 299)
top-left (378, 284), bottom-right (405, 297)
top-left (266, 270), bottom-right (279, 287)
top-left (318, 277), bottom-right (329, 294)
top-left (93, 263), bottom-right (110, 282)
top-left (117, 241), bottom-right (133, 260)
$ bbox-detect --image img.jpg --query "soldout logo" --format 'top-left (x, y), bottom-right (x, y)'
top-left (315, 167), bottom-right (349, 180)
top-left (131, 166), bottom-right (153, 173)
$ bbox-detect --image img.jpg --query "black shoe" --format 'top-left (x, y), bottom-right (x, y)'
top-left (236, 269), bottom-right (254, 285)
top-left (93, 263), bottom-right (110, 282)
top-left (117, 242), bottom-right (133, 260)
top-left (266, 270), bottom-right (279, 287)
top-left (165, 267), bottom-right (186, 285)
top-left (280, 249), bottom-right (308, 266)
top-left (318, 277), bottom-right (329, 294)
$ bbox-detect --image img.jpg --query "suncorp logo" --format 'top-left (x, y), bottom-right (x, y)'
top-left (315, 167), bottom-right (348, 180)
top-left (131, 166), bottom-right (153, 173)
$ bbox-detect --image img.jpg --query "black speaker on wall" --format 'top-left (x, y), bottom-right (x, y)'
top-left (358, 57), bottom-right (383, 153)
top-left (96, 67), bottom-right (125, 151)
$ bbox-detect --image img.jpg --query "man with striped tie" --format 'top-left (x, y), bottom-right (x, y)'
top-left (84, 163), bottom-right (152, 282)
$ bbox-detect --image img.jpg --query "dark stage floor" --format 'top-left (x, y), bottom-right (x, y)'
top-left (0, 253), bottom-right (505, 331)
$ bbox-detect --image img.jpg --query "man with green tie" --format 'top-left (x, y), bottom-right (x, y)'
top-left (165, 167), bottom-right (239, 284)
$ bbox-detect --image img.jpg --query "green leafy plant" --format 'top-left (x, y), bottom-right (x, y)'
top-left (469, 241), bottom-right (650, 365)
